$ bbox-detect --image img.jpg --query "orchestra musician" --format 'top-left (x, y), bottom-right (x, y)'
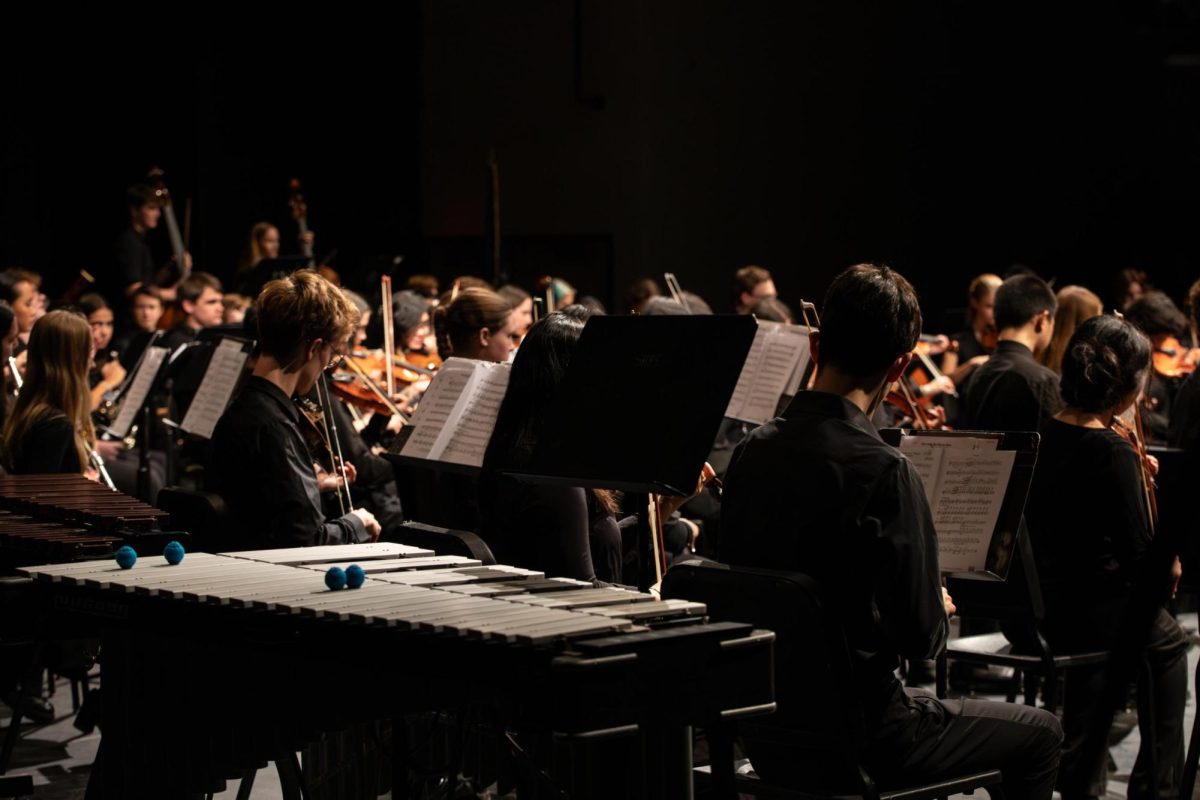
top-left (115, 286), bottom-right (164, 370)
top-left (3, 310), bottom-right (98, 476)
top-left (207, 270), bottom-right (380, 549)
top-left (1038, 285), bottom-right (1103, 375)
top-left (431, 287), bottom-right (519, 362)
top-left (941, 273), bottom-right (1001, 392)
top-left (78, 294), bottom-right (126, 412)
top-left (732, 265), bottom-right (777, 314)
top-left (1022, 315), bottom-right (1186, 800)
top-left (962, 273), bottom-right (1061, 432)
top-left (112, 184), bottom-right (190, 303)
top-left (161, 272), bottom-right (225, 351)
top-left (497, 284), bottom-right (534, 336)
top-left (719, 264), bottom-right (1062, 798)
top-left (0, 268), bottom-right (43, 350)
top-left (1123, 291), bottom-right (1191, 443)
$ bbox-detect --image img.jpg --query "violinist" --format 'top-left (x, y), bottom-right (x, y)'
top-left (1169, 281), bottom-right (1200, 450)
top-left (1123, 291), bottom-right (1190, 443)
top-left (719, 264), bottom-right (1061, 797)
top-left (962, 274), bottom-right (1061, 432)
top-left (1022, 315), bottom-right (1185, 800)
top-left (497, 285), bottom-right (533, 336)
top-left (1038, 285), bottom-right (1102, 375)
top-left (941, 273), bottom-right (1001, 392)
top-left (432, 287), bottom-right (518, 362)
top-left (208, 271), bottom-right (380, 549)
top-left (732, 265), bottom-right (776, 314)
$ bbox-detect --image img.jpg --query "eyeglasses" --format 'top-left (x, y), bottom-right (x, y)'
top-left (325, 347), bottom-right (346, 371)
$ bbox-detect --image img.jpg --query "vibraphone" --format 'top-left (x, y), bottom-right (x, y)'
top-left (0, 474), bottom-right (183, 569)
top-left (22, 543), bottom-right (775, 799)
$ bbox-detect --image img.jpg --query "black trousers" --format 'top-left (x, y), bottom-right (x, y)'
top-left (864, 689), bottom-right (1063, 800)
top-left (1051, 607), bottom-right (1188, 800)
top-left (747, 687), bottom-right (1061, 800)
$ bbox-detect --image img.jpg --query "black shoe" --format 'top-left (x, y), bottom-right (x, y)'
top-left (3, 691), bottom-right (53, 724)
top-left (73, 687), bottom-right (101, 734)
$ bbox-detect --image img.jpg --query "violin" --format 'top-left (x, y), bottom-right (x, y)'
top-left (906, 335), bottom-right (958, 403)
top-left (329, 351), bottom-right (421, 418)
top-left (295, 382), bottom-right (355, 515)
top-left (1112, 412), bottom-right (1159, 533)
top-left (1152, 335), bottom-right (1200, 379)
top-left (885, 375), bottom-right (945, 430)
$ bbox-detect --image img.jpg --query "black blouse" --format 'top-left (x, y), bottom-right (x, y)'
top-left (9, 413), bottom-right (82, 474)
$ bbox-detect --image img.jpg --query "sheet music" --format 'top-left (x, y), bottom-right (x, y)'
top-left (439, 363), bottom-right (511, 466)
top-left (726, 321), bottom-right (812, 424)
top-left (899, 434), bottom-right (1015, 573)
top-left (109, 346), bottom-right (169, 439)
top-left (400, 359), bottom-right (478, 460)
top-left (180, 339), bottom-right (250, 439)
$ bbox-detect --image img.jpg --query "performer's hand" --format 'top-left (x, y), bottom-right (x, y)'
top-left (340, 461), bottom-right (357, 486)
top-left (314, 465), bottom-right (341, 493)
top-left (300, 231), bottom-right (315, 249)
top-left (1172, 556), bottom-right (1182, 597)
top-left (95, 440), bottom-right (125, 461)
top-left (920, 375), bottom-right (956, 398)
top-left (1146, 454), bottom-right (1160, 478)
top-left (352, 508), bottom-right (381, 541)
top-left (942, 587), bottom-right (956, 617)
top-left (100, 360), bottom-right (126, 388)
top-left (923, 334), bottom-right (951, 355)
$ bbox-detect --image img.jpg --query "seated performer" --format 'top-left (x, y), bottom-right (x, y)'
top-left (720, 264), bottom-right (1061, 798)
top-left (1024, 314), bottom-right (1185, 799)
top-left (732, 265), bottom-right (777, 314)
top-left (78, 293), bottom-right (126, 412)
top-left (208, 271), bottom-right (380, 549)
top-left (162, 272), bottom-right (225, 351)
top-left (962, 273), bottom-right (1061, 431)
top-left (3, 310), bottom-right (97, 475)
top-left (1038, 285), bottom-right (1103, 375)
top-left (431, 287), bottom-right (518, 362)
top-left (116, 286), bottom-right (164, 370)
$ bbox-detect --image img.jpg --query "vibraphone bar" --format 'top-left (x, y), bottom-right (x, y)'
top-left (22, 543), bottom-right (775, 798)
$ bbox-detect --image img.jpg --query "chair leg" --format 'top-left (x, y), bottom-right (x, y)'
top-left (1023, 672), bottom-right (1041, 708)
top-left (276, 751), bottom-right (308, 800)
top-left (0, 710), bottom-right (22, 775)
top-left (707, 725), bottom-right (737, 799)
top-left (1041, 670), bottom-right (1058, 712)
top-left (1005, 670), bottom-right (1021, 704)
top-left (234, 767), bottom-right (257, 800)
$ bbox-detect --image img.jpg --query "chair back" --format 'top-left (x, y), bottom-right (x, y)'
top-left (662, 560), bottom-right (870, 790)
top-left (389, 520), bottom-right (497, 564)
top-left (156, 487), bottom-right (230, 553)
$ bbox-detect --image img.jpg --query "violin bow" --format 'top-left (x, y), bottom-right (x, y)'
top-left (663, 273), bottom-right (691, 312)
top-left (381, 276), bottom-right (396, 397)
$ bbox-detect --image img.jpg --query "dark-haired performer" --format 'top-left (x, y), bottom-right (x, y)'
top-left (1024, 315), bottom-right (1185, 799)
top-left (111, 184), bottom-right (190, 304)
top-left (162, 272), bottom-right (225, 351)
top-left (208, 271), bottom-right (380, 549)
top-left (962, 273), bottom-right (1062, 432)
top-left (720, 264), bottom-right (1061, 798)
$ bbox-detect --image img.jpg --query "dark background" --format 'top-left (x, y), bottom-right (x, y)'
top-left (4, 2), bottom-right (1200, 327)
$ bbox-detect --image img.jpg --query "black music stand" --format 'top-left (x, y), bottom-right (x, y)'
top-left (99, 341), bottom-right (175, 502)
top-left (504, 314), bottom-right (757, 589)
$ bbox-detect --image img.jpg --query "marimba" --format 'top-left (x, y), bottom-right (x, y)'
top-left (22, 543), bottom-right (775, 799)
top-left (0, 474), bottom-right (181, 569)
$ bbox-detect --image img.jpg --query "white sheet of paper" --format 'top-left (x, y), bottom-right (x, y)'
top-left (726, 321), bottom-right (812, 424)
top-left (439, 363), bottom-right (511, 466)
top-left (109, 346), bottom-right (169, 439)
top-left (899, 434), bottom-right (1015, 573)
top-left (180, 339), bottom-right (250, 439)
top-left (400, 358), bottom-right (478, 461)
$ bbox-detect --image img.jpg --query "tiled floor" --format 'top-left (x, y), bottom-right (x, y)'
top-left (3, 614), bottom-right (1197, 799)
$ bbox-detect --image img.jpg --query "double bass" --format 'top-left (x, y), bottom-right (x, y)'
top-left (148, 167), bottom-right (191, 330)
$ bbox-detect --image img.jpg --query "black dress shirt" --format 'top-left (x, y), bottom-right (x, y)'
top-left (112, 227), bottom-right (155, 301)
top-left (961, 340), bottom-right (1062, 432)
top-left (207, 376), bottom-right (367, 550)
top-left (719, 391), bottom-right (947, 724)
